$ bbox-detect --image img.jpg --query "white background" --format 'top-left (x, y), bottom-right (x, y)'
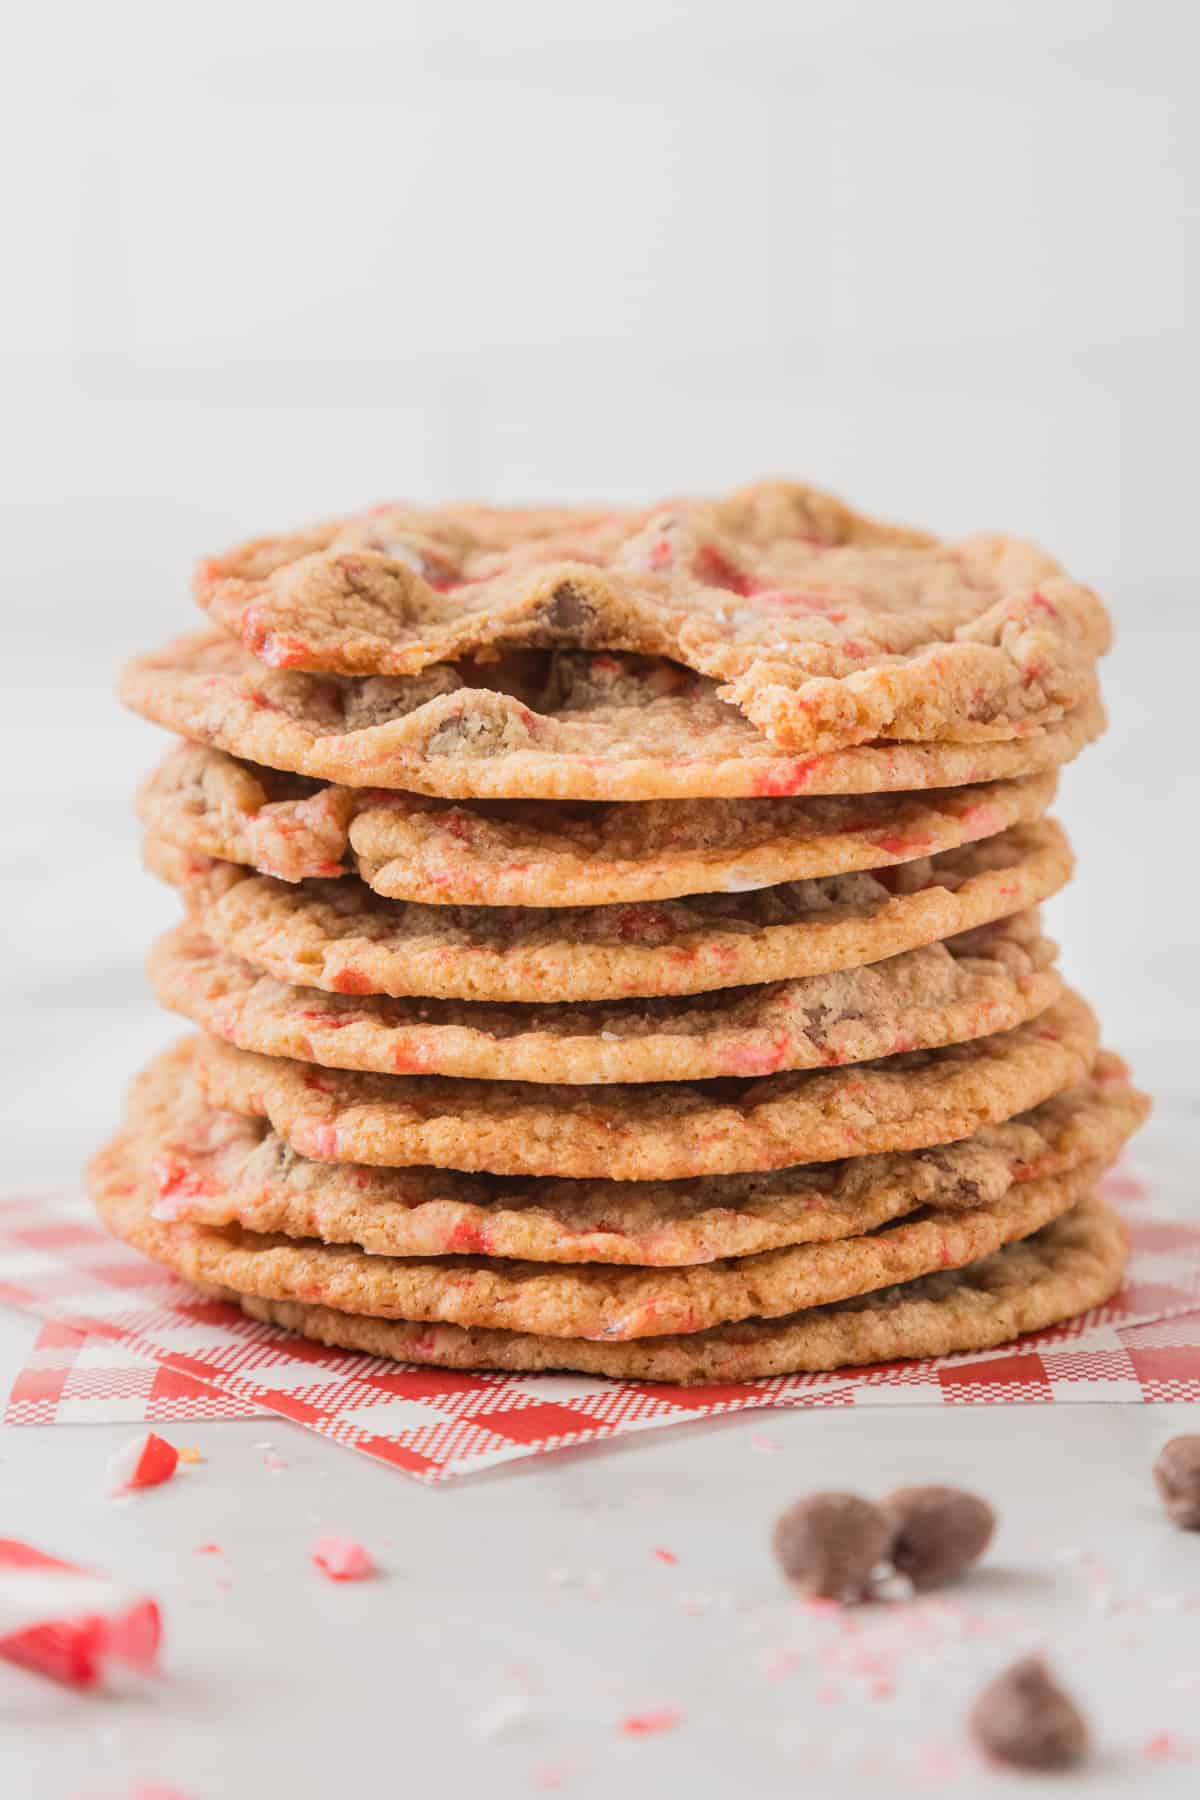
top-left (5, 0), bottom-right (1198, 1181)
top-left (2, 4), bottom-right (1198, 1795)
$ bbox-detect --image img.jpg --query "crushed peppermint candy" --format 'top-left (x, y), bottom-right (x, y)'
top-left (311, 1535), bottom-right (374, 1582)
top-left (106, 1433), bottom-right (180, 1494)
top-left (619, 1707), bottom-right (683, 1735)
top-left (0, 1539), bottom-right (162, 1688)
top-left (469, 1690), bottom-right (532, 1739)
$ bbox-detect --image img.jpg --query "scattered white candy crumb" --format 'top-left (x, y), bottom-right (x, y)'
top-left (749, 1432), bottom-right (782, 1453)
top-left (470, 1691), bottom-right (531, 1739)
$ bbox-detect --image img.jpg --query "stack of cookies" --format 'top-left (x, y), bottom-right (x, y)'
top-left (91, 481), bottom-right (1148, 1383)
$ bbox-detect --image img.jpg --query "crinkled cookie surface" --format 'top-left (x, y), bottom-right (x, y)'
top-left (105, 1040), bottom-right (1150, 1266)
top-left (192, 480), bottom-right (1110, 755)
top-left (136, 739), bottom-right (1058, 904)
top-left (91, 1102), bottom-right (1101, 1340)
top-left (193, 990), bottom-right (1100, 1179)
top-left (120, 633), bottom-right (1104, 803)
top-left (147, 818), bottom-right (1073, 1004)
top-left (147, 914), bottom-right (1061, 1085)
top-left (224, 1196), bottom-right (1127, 1382)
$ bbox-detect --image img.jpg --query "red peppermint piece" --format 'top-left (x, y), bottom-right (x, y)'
top-left (311, 1535), bottom-right (374, 1582)
top-left (106, 1432), bottom-right (180, 1494)
top-left (619, 1706), bottom-right (683, 1736)
top-left (0, 1539), bottom-right (162, 1688)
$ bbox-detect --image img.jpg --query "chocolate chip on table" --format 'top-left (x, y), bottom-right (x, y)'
top-left (970, 1656), bottom-right (1089, 1771)
top-left (1153, 1436), bottom-right (1200, 1528)
top-left (771, 1492), bottom-right (891, 1601)
top-left (882, 1484), bottom-right (996, 1588)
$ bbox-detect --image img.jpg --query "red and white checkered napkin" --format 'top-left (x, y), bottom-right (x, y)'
top-left (3, 1182), bottom-right (1200, 1484)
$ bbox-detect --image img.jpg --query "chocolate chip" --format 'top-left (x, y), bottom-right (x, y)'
top-left (771, 1492), bottom-right (890, 1601)
top-left (883, 1484), bottom-right (996, 1588)
top-left (539, 585), bottom-right (596, 637)
top-left (969, 1656), bottom-right (1089, 1770)
top-left (1153, 1436), bottom-right (1200, 1528)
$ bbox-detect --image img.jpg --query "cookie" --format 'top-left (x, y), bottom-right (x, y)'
top-left (193, 990), bottom-right (1099, 1178)
top-left (137, 739), bottom-right (1059, 905)
top-left (191, 480), bottom-right (1110, 754)
top-left (108, 1040), bottom-right (1153, 1266)
top-left (226, 1195), bottom-right (1128, 1381)
top-left (89, 1106), bottom-right (1102, 1339)
top-left (147, 818), bottom-right (1073, 1004)
top-left (147, 915), bottom-right (1061, 1085)
top-left (352, 775), bottom-right (1058, 910)
top-left (120, 634), bottom-right (1104, 804)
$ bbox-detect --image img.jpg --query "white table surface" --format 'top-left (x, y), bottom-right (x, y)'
top-left (2, 1264), bottom-right (1200, 1800)
top-left (3, 594), bottom-right (1199, 1798)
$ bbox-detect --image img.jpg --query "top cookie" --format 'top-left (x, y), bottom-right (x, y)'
top-left (194, 480), bottom-right (1111, 755)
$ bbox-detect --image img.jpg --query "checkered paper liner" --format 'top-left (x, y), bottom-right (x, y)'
top-left (3, 1184), bottom-right (1200, 1483)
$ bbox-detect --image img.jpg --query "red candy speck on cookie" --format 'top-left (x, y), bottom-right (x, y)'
top-left (959, 802), bottom-right (1004, 836)
top-left (149, 1158), bottom-right (203, 1221)
top-left (259, 632), bottom-right (311, 669)
top-left (694, 544), bottom-right (753, 595)
top-left (304, 1122), bottom-right (340, 1159)
top-left (106, 1433), bottom-right (180, 1494)
top-left (311, 1535), bottom-right (374, 1582)
top-left (330, 967), bottom-right (375, 995)
top-left (445, 1218), bottom-right (496, 1255)
top-left (717, 1036), bottom-right (790, 1077)
top-left (298, 1008), bottom-right (365, 1032)
top-left (751, 758), bottom-right (821, 796)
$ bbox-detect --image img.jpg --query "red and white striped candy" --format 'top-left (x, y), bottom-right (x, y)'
top-left (0, 1539), bottom-right (162, 1688)
top-left (106, 1432), bottom-right (180, 1494)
